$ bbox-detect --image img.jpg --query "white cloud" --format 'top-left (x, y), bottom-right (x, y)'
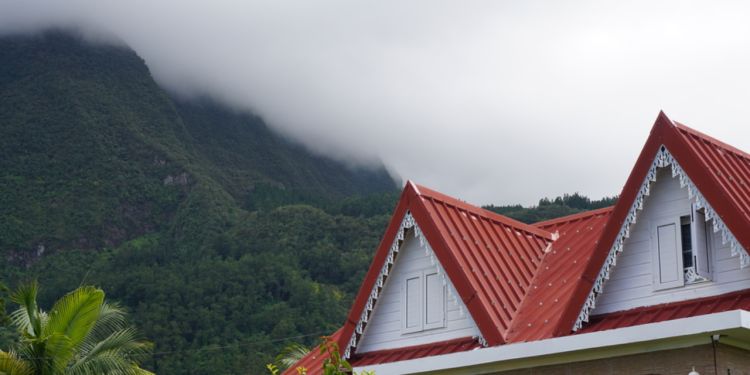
top-left (3, 0), bottom-right (750, 205)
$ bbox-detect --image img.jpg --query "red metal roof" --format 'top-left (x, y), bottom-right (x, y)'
top-left (556, 112), bottom-right (750, 336)
top-left (288, 112), bottom-right (750, 371)
top-left (673, 122), bottom-right (750, 244)
top-left (507, 207), bottom-right (614, 342)
top-left (336, 182), bottom-right (555, 353)
top-left (349, 337), bottom-right (481, 367)
top-left (415, 184), bottom-right (554, 341)
top-left (579, 289), bottom-right (750, 334)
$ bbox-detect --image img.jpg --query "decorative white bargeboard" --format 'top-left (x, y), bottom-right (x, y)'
top-left (573, 146), bottom-right (750, 331)
top-left (344, 212), bottom-right (486, 358)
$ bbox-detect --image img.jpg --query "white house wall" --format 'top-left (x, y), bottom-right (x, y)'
top-left (593, 168), bottom-right (750, 315)
top-left (356, 230), bottom-right (480, 353)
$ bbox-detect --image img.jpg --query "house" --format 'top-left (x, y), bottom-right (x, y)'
top-left (287, 112), bottom-right (750, 374)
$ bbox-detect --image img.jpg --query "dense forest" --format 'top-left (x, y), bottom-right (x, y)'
top-left (0, 31), bottom-right (397, 374)
top-left (484, 193), bottom-right (617, 223)
top-left (0, 31), bottom-right (617, 374)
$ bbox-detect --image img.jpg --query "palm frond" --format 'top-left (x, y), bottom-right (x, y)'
top-left (5, 284), bottom-right (152, 375)
top-left (84, 302), bottom-right (127, 345)
top-left (45, 332), bottom-right (75, 374)
top-left (43, 286), bottom-right (104, 348)
top-left (0, 350), bottom-right (33, 375)
top-left (9, 282), bottom-right (41, 338)
top-left (66, 351), bottom-right (138, 375)
top-left (66, 351), bottom-right (154, 375)
top-left (76, 328), bottom-right (151, 360)
top-left (129, 366), bottom-right (155, 375)
top-left (38, 286), bottom-right (104, 373)
top-left (275, 342), bottom-right (310, 369)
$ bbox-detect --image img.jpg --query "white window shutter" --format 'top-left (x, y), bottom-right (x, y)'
top-left (403, 275), bottom-right (423, 333)
top-left (692, 204), bottom-right (711, 279)
top-left (653, 219), bottom-right (684, 290)
top-left (424, 272), bottom-right (445, 330)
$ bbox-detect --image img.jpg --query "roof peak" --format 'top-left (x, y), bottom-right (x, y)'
top-left (561, 112), bottom-right (750, 336)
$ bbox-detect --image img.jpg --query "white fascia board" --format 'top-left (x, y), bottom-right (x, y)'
top-left (356, 309), bottom-right (750, 374)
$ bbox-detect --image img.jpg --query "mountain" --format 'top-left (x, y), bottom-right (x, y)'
top-left (0, 30), bottom-right (395, 259)
top-left (0, 30), bottom-right (397, 374)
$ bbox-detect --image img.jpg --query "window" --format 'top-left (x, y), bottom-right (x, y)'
top-left (680, 215), bottom-right (693, 268)
top-left (652, 204), bottom-right (711, 290)
top-left (402, 271), bottom-right (446, 333)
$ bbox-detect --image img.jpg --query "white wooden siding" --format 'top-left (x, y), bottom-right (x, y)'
top-left (592, 168), bottom-right (750, 315)
top-left (356, 231), bottom-right (480, 353)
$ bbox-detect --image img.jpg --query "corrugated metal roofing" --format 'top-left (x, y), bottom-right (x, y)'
top-left (507, 207), bottom-right (613, 342)
top-left (349, 337), bottom-right (481, 366)
top-left (579, 289), bottom-right (750, 334)
top-left (673, 122), bottom-right (750, 247)
top-left (555, 112), bottom-right (750, 336)
top-left (336, 182), bottom-right (555, 354)
top-left (416, 184), bottom-right (554, 341)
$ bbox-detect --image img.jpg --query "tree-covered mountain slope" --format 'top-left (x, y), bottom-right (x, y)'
top-left (0, 31), bottom-right (396, 259)
top-left (0, 30), bottom-right (398, 374)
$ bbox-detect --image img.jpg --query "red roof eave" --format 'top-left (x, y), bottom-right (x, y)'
top-left (349, 336), bottom-right (482, 367)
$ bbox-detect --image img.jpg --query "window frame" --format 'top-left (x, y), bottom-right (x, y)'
top-left (423, 271), bottom-right (446, 330)
top-left (651, 205), bottom-right (712, 291)
top-left (401, 270), bottom-right (446, 334)
top-left (651, 216), bottom-right (686, 291)
top-left (690, 204), bottom-right (712, 281)
top-left (402, 272), bottom-right (424, 334)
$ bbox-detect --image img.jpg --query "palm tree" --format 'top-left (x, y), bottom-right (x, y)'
top-left (0, 282), bottom-right (153, 375)
top-left (274, 342), bottom-right (310, 370)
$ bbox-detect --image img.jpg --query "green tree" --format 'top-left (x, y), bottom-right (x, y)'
top-left (0, 282), bottom-right (16, 351)
top-left (0, 282), bottom-right (8, 326)
top-left (0, 282), bottom-right (153, 375)
top-left (274, 342), bottom-right (310, 370)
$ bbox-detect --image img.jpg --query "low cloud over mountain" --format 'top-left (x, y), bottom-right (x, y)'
top-left (4, 1), bottom-right (750, 204)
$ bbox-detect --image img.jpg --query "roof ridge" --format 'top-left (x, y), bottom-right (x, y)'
top-left (673, 121), bottom-right (750, 161)
top-left (413, 182), bottom-right (555, 241)
top-left (533, 206), bottom-right (615, 228)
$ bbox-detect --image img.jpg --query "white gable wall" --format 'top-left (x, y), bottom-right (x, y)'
top-left (593, 168), bottom-right (750, 315)
top-left (356, 230), bottom-right (480, 353)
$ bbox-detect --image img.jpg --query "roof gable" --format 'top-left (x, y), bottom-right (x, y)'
top-left (561, 112), bottom-right (750, 335)
top-left (337, 182), bottom-right (554, 357)
top-left (354, 228), bottom-right (480, 353)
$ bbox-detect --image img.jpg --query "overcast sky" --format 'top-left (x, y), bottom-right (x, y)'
top-left (2, 1), bottom-right (750, 205)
